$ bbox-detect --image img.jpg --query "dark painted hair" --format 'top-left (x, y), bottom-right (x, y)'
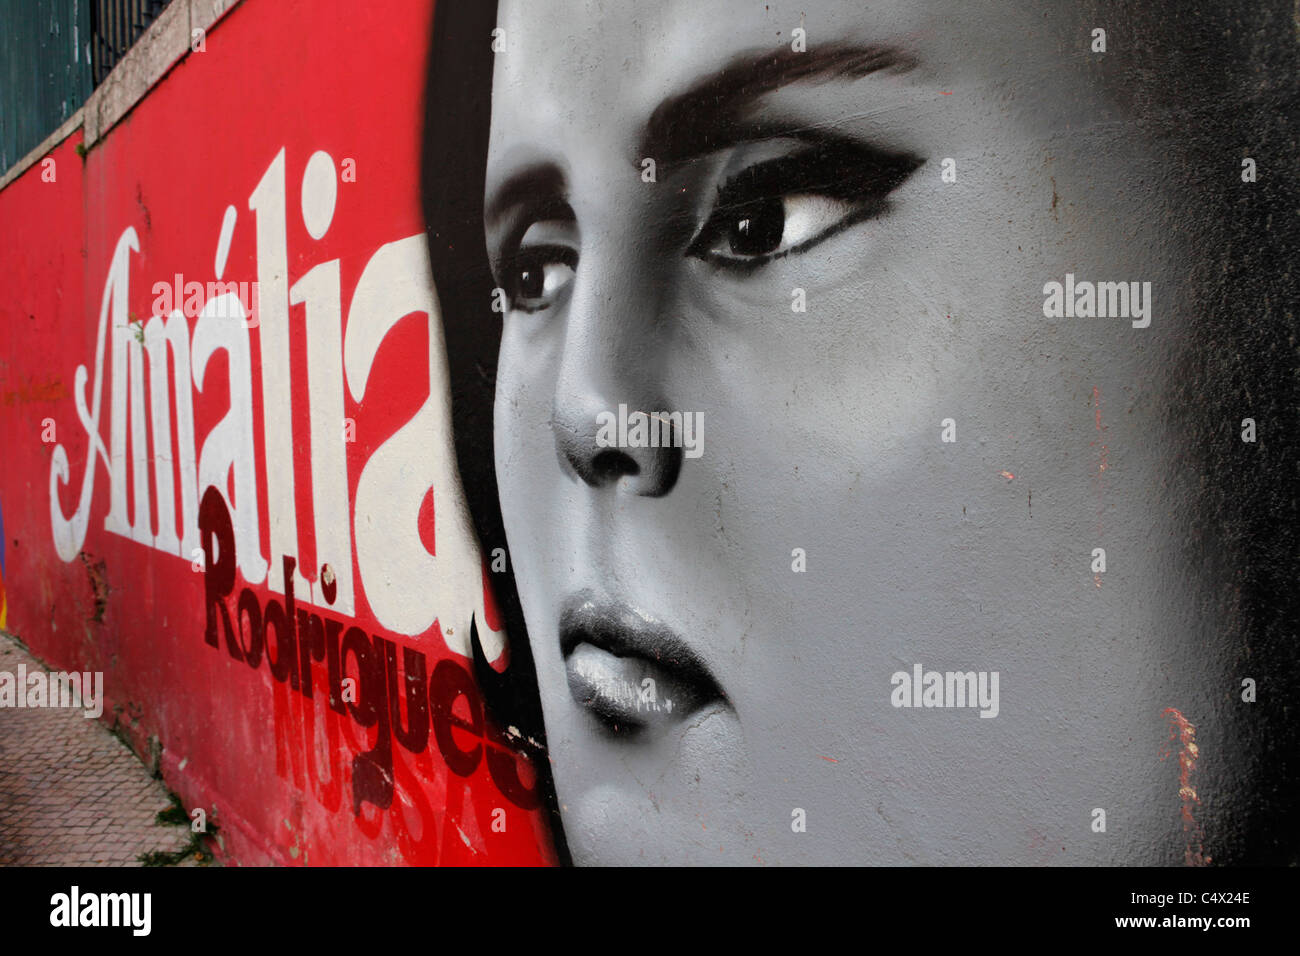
top-left (1071, 0), bottom-right (1300, 864)
top-left (1147, 1), bottom-right (1300, 865)
top-left (420, 0), bottom-right (571, 863)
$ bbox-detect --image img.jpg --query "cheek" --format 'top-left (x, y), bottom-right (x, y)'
top-left (492, 322), bottom-right (555, 514)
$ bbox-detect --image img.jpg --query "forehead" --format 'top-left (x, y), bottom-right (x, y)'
top-left (489, 0), bottom-right (1069, 147)
top-left (492, 0), bottom-right (928, 125)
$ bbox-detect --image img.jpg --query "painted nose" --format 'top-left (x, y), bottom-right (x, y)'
top-left (552, 394), bottom-right (682, 497)
top-left (547, 182), bottom-right (686, 498)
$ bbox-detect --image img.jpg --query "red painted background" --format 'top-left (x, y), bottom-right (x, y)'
top-left (0, 0), bottom-right (555, 865)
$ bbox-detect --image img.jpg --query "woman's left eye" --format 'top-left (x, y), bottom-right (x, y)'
top-left (692, 193), bottom-right (867, 264)
top-left (686, 143), bottom-right (922, 270)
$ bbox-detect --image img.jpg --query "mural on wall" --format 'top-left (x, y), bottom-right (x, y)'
top-left (0, 0), bottom-right (1296, 866)
top-left (424, 0), bottom-right (1300, 866)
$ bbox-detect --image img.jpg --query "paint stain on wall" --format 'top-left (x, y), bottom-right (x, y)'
top-left (1161, 707), bottom-right (1210, 866)
top-left (78, 551), bottom-right (109, 623)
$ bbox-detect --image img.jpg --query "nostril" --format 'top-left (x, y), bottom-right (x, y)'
top-left (592, 448), bottom-right (639, 482)
top-left (550, 399), bottom-right (683, 496)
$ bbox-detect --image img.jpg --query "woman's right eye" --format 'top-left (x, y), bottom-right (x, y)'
top-left (505, 244), bottom-right (578, 313)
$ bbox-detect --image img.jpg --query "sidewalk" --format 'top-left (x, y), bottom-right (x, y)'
top-left (0, 632), bottom-right (203, 866)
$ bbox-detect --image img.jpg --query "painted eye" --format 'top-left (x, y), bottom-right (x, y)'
top-left (507, 245), bottom-right (577, 313)
top-left (699, 194), bottom-right (862, 262)
top-left (686, 142), bottom-right (922, 271)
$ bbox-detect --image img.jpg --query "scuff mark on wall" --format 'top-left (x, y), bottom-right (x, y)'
top-left (77, 551), bottom-right (108, 623)
top-left (1161, 707), bottom-right (1210, 866)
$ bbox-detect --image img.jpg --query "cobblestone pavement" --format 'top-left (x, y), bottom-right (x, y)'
top-left (0, 633), bottom-right (198, 866)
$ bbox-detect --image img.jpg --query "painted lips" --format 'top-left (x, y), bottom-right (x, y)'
top-left (559, 593), bottom-right (726, 734)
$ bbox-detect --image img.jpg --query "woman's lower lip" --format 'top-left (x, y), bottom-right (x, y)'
top-left (564, 643), bottom-right (707, 732)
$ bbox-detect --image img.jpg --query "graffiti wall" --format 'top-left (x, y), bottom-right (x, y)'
top-left (0, 0), bottom-right (551, 866)
top-left (1, 0), bottom-right (1297, 867)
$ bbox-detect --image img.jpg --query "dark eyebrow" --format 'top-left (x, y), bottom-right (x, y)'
top-left (485, 163), bottom-right (567, 229)
top-left (483, 43), bottom-right (915, 234)
top-left (641, 43), bottom-right (916, 168)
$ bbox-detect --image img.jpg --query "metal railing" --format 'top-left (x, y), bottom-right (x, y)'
top-left (90, 0), bottom-right (173, 86)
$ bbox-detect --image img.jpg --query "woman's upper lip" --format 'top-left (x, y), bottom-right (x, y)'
top-left (558, 591), bottom-right (727, 705)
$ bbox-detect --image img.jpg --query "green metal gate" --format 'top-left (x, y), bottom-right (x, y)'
top-left (1, 0), bottom-right (173, 174)
top-left (0, 0), bottom-right (92, 172)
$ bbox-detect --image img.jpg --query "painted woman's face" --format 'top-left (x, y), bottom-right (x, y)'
top-left (486, 0), bottom-right (1217, 863)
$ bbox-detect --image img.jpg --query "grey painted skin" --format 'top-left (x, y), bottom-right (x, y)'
top-left (483, 0), bottom-right (1240, 864)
